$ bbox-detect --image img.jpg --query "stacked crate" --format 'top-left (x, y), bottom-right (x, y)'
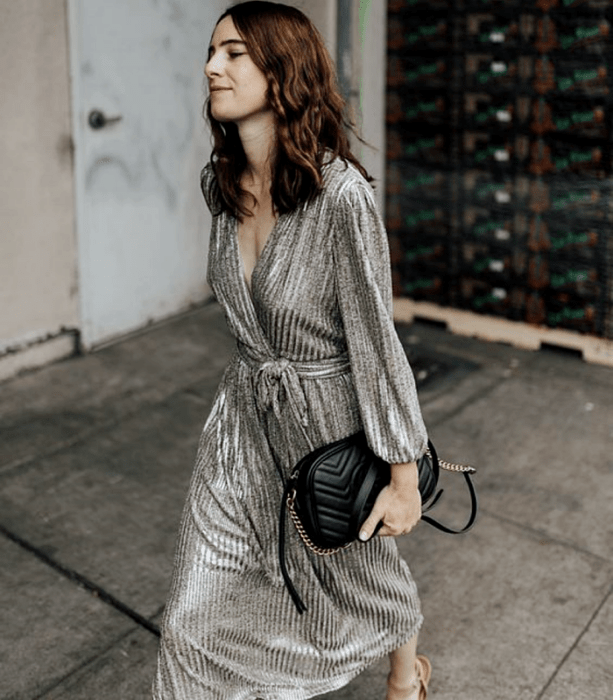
top-left (460, 3), bottom-right (529, 322)
top-left (386, 0), bottom-right (457, 307)
top-left (387, 0), bottom-right (613, 340)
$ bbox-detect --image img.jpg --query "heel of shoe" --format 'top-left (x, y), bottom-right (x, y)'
top-left (415, 655), bottom-right (432, 700)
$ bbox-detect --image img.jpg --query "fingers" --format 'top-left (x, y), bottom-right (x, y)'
top-left (359, 512), bottom-right (418, 541)
top-left (378, 519), bottom-right (418, 538)
top-left (359, 504), bottom-right (386, 542)
top-left (360, 511), bottom-right (421, 541)
top-left (358, 487), bottom-right (422, 542)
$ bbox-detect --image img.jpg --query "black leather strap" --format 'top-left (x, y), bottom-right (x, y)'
top-left (421, 471), bottom-right (478, 534)
top-left (422, 488), bottom-right (444, 514)
top-left (279, 480), bottom-right (307, 614)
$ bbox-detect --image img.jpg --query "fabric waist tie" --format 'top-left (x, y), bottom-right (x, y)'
top-left (237, 341), bottom-right (351, 432)
top-left (236, 341), bottom-right (352, 614)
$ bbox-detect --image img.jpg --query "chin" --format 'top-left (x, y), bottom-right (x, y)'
top-left (210, 108), bottom-right (234, 123)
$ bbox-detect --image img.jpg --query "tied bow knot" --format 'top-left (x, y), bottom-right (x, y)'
top-left (254, 357), bottom-right (309, 428)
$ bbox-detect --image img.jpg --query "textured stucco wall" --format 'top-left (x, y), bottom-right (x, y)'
top-left (0, 0), bottom-right (77, 355)
top-left (356, 0), bottom-right (387, 212)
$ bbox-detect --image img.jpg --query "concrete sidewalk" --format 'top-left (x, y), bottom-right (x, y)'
top-left (1, 301), bottom-right (611, 699)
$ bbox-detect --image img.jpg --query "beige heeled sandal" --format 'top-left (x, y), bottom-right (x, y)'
top-left (413, 655), bottom-right (432, 699)
top-left (387, 654), bottom-right (432, 700)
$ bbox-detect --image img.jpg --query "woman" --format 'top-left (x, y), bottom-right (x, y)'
top-left (153, 3), bottom-right (431, 699)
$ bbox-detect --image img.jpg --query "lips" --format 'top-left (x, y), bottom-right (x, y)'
top-left (210, 86), bottom-right (231, 92)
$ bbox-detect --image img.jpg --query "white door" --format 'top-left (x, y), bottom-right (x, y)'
top-left (68, 0), bottom-right (227, 348)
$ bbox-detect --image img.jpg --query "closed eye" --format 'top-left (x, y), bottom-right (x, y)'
top-left (208, 38), bottom-right (247, 61)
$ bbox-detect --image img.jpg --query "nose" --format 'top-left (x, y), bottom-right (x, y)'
top-left (205, 53), bottom-right (222, 79)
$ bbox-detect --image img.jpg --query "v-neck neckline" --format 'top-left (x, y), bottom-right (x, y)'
top-left (232, 211), bottom-right (284, 299)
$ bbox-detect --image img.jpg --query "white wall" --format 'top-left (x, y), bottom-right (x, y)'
top-left (0, 0), bottom-right (78, 380)
top-left (355, 0), bottom-right (387, 213)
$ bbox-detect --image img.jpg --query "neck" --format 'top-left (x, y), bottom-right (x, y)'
top-left (236, 111), bottom-right (276, 190)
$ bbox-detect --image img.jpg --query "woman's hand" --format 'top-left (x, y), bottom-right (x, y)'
top-left (358, 461), bottom-right (421, 541)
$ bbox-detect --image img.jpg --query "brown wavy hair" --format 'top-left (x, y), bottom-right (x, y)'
top-left (204, 0), bottom-right (373, 219)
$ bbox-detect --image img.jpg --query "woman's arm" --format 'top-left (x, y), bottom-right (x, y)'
top-left (331, 174), bottom-right (428, 540)
top-left (332, 178), bottom-right (428, 465)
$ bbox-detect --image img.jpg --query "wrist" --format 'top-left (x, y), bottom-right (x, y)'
top-left (390, 461), bottom-right (419, 489)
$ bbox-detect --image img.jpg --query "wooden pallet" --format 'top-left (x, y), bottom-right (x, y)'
top-left (393, 298), bottom-right (613, 368)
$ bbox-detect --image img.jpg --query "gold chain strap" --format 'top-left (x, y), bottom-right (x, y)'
top-left (425, 446), bottom-right (475, 474)
top-left (286, 489), bottom-right (353, 556)
top-left (437, 457), bottom-right (476, 474)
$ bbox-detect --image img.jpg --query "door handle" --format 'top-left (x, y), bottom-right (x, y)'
top-left (88, 109), bottom-right (123, 130)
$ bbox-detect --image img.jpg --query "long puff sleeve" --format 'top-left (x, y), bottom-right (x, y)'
top-left (332, 174), bottom-right (428, 464)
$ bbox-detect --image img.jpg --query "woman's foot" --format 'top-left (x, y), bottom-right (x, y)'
top-left (386, 655), bottom-right (431, 700)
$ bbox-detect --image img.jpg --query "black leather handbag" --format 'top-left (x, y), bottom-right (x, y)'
top-left (278, 430), bottom-right (477, 613)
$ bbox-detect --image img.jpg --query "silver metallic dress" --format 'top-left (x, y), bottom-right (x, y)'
top-left (152, 157), bottom-right (428, 700)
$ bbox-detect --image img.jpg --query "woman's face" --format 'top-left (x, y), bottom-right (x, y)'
top-left (205, 16), bottom-right (271, 125)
